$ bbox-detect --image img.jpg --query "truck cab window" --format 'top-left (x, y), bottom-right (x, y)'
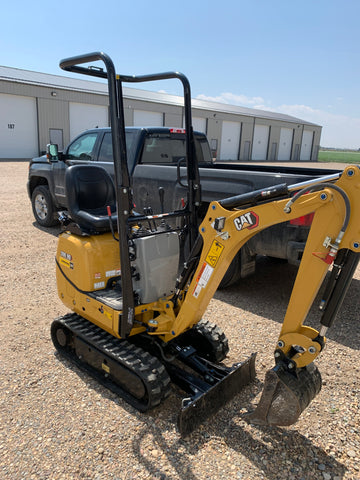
top-left (142, 135), bottom-right (187, 164)
top-left (196, 138), bottom-right (212, 165)
top-left (98, 131), bottom-right (140, 168)
top-left (98, 132), bottom-right (113, 162)
top-left (67, 133), bottom-right (98, 160)
top-left (141, 134), bottom-right (212, 165)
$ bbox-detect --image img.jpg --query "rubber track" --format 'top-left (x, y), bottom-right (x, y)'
top-left (51, 313), bottom-right (171, 411)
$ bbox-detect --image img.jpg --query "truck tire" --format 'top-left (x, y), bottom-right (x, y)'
top-left (218, 251), bottom-right (242, 289)
top-left (31, 185), bottom-right (58, 227)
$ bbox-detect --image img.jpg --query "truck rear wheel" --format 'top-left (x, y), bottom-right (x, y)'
top-left (31, 185), bottom-right (58, 227)
top-left (219, 251), bottom-right (242, 289)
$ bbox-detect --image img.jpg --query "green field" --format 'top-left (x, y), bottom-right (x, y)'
top-left (318, 150), bottom-right (360, 164)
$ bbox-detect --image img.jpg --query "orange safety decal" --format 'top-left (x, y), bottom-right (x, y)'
top-left (192, 262), bottom-right (214, 298)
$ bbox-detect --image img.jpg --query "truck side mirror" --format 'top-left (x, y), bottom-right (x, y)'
top-left (46, 143), bottom-right (59, 161)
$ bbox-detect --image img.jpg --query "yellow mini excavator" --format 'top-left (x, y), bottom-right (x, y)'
top-left (51, 52), bottom-right (360, 435)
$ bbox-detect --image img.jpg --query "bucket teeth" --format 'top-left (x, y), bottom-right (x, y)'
top-left (246, 362), bottom-right (322, 426)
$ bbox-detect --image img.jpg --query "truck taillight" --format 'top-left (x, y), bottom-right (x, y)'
top-left (169, 128), bottom-right (186, 134)
top-left (290, 213), bottom-right (314, 226)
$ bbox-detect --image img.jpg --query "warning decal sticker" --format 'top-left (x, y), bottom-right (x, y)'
top-left (205, 240), bottom-right (224, 268)
top-left (192, 262), bottom-right (214, 298)
top-left (59, 257), bottom-right (70, 268)
top-left (59, 250), bottom-right (73, 269)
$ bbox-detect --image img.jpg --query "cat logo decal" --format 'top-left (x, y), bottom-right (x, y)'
top-left (233, 211), bottom-right (259, 231)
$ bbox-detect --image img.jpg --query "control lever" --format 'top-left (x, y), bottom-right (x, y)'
top-left (143, 206), bottom-right (156, 231)
top-left (158, 186), bottom-right (171, 230)
top-left (159, 187), bottom-right (165, 214)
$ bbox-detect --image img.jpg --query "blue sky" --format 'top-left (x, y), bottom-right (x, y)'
top-left (2, 0), bottom-right (359, 149)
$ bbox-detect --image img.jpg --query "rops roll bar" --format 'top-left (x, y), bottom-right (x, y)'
top-left (59, 52), bottom-right (200, 337)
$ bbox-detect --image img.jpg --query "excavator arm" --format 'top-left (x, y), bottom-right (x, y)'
top-left (168, 166), bottom-right (359, 340)
top-left (161, 165), bottom-right (360, 426)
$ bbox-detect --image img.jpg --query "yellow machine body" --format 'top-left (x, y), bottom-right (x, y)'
top-left (57, 232), bottom-right (121, 335)
top-left (57, 232), bottom-right (120, 293)
top-left (56, 231), bottom-right (179, 338)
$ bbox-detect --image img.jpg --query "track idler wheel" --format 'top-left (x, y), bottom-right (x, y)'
top-left (246, 362), bottom-right (322, 426)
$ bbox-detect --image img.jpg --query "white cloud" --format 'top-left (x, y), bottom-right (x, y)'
top-left (196, 92), bottom-right (265, 107)
top-left (268, 104), bottom-right (360, 149)
top-left (196, 92), bottom-right (360, 149)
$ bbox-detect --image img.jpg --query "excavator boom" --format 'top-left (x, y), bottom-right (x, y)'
top-left (163, 165), bottom-right (360, 426)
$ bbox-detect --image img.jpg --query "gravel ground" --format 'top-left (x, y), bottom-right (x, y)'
top-left (0, 161), bottom-right (359, 480)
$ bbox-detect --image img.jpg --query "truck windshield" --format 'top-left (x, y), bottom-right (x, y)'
top-left (141, 134), bottom-right (212, 165)
top-left (68, 132), bottom-right (98, 160)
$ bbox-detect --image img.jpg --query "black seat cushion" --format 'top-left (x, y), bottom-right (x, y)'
top-left (65, 165), bottom-right (118, 233)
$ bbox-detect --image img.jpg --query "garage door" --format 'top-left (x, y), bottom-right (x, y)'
top-left (219, 121), bottom-right (241, 160)
top-left (184, 116), bottom-right (207, 133)
top-left (69, 103), bottom-right (108, 140)
top-left (133, 110), bottom-right (163, 126)
top-left (278, 128), bottom-right (294, 161)
top-left (0, 93), bottom-right (38, 158)
top-left (252, 124), bottom-right (269, 160)
top-left (300, 130), bottom-right (314, 161)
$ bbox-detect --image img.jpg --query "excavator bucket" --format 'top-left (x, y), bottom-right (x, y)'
top-left (246, 362), bottom-right (322, 426)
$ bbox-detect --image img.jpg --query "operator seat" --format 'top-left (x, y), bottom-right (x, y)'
top-left (65, 164), bottom-right (118, 234)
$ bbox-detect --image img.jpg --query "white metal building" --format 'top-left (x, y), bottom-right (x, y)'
top-left (0, 65), bottom-right (322, 161)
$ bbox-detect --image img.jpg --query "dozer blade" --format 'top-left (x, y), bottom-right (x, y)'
top-left (177, 353), bottom-right (256, 436)
top-left (246, 362), bottom-right (322, 426)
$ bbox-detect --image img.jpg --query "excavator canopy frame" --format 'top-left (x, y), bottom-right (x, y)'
top-left (60, 52), bottom-right (201, 338)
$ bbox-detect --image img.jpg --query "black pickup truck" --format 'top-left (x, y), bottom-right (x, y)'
top-left (27, 126), bottom-right (341, 286)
